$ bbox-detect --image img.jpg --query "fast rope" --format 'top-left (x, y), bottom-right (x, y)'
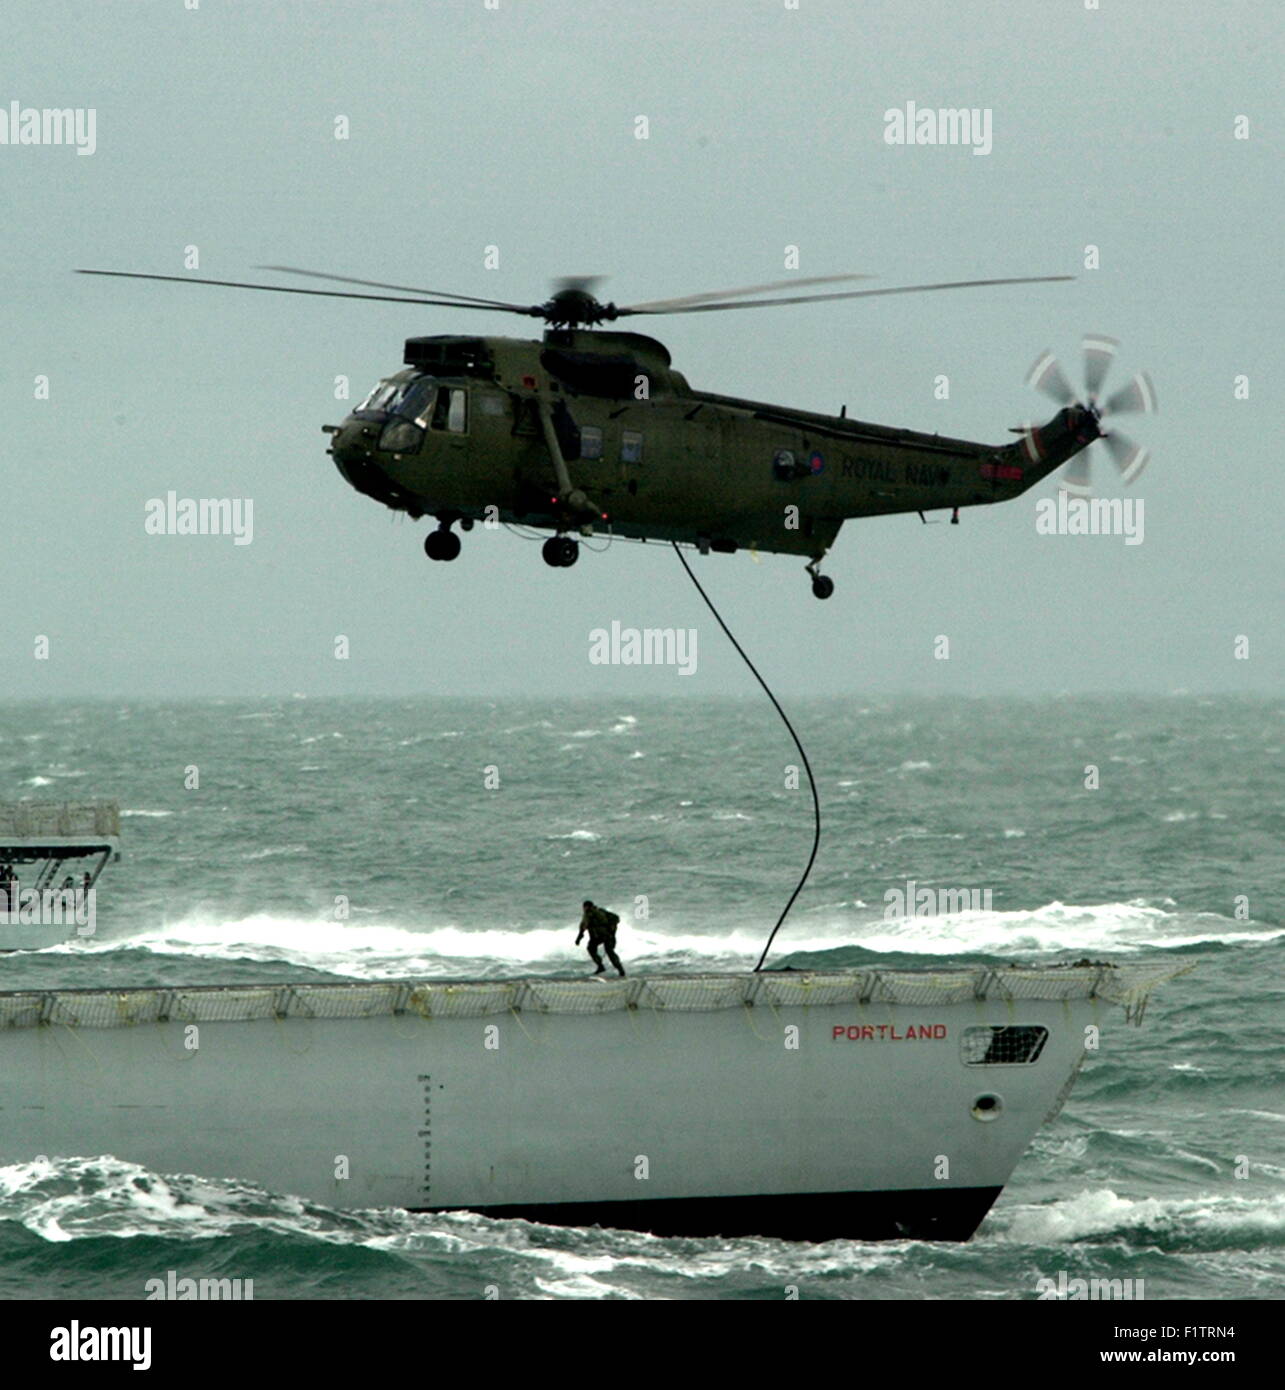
top-left (670, 542), bottom-right (820, 971)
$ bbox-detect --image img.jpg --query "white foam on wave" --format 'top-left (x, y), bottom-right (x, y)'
top-left (84, 913), bottom-right (796, 977)
top-left (70, 897), bottom-right (1281, 976)
top-left (121, 809), bottom-right (174, 818)
top-left (853, 900), bottom-right (1285, 956)
top-left (369, 1207), bottom-right (905, 1283)
top-left (0, 1155), bottom-right (905, 1293)
top-left (996, 1188), bottom-right (1285, 1246)
top-left (0, 1156), bottom-right (222, 1243)
top-left (0, 1155), bottom-right (356, 1245)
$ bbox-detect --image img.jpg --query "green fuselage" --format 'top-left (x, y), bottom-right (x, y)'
top-left (329, 329), bottom-right (1096, 561)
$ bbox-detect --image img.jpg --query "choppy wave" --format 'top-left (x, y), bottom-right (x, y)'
top-left (64, 914), bottom-right (784, 978)
top-left (839, 901), bottom-right (1284, 956)
top-left (995, 1188), bottom-right (1285, 1251)
top-left (0, 1156), bottom-right (904, 1299)
top-left (2, 1157), bottom-right (1279, 1301)
top-left (50, 899), bottom-right (1285, 978)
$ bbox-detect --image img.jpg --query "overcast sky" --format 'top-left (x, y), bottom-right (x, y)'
top-left (2, 0), bottom-right (1279, 697)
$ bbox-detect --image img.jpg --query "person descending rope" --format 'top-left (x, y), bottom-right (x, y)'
top-left (576, 899), bottom-right (626, 978)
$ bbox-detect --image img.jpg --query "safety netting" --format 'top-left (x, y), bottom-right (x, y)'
top-left (0, 799), bottom-right (120, 838)
top-left (0, 962), bottom-right (1191, 1032)
top-left (406, 982), bottom-right (518, 1018)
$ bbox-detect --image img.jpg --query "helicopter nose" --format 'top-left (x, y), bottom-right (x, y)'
top-left (326, 419), bottom-right (422, 512)
top-left (326, 420), bottom-right (384, 494)
top-left (327, 420), bottom-right (374, 465)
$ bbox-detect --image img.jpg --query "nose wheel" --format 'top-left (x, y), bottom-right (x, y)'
top-left (542, 535), bottom-right (579, 568)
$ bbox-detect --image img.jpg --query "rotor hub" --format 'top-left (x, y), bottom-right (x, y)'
top-left (539, 288), bottom-right (619, 328)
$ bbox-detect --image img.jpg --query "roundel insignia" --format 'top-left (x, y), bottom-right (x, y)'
top-left (809, 450), bottom-right (825, 475)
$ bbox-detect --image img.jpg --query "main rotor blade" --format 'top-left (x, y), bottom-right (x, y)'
top-left (626, 274), bottom-right (872, 313)
top-left (75, 269), bottom-right (536, 313)
top-left (257, 264), bottom-right (522, 308)
top-left (620, 275), bottom-right (1073, 316)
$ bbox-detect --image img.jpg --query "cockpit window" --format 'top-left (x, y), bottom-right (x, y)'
top-left (356, 379), bottom-right (404, 415)
top-left (393, 376), bottom-right (438, 427)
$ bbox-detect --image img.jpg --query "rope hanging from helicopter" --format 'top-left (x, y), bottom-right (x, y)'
top-left (669, 543), bottom-right (820, 972)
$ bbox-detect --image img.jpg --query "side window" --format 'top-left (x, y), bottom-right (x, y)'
top-left (621, 429), bottom-right (643, 464)
top-left (431, 387), bottom-right (468, 434)
top-left (581, 426), bottom-right (603, 460)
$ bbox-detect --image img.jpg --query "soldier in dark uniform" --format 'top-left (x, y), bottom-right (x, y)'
top-left (576, 899), bottom-right (626, 977)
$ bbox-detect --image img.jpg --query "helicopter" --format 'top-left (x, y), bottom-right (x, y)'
top-left (75, 265), bottom-right (1155, 598)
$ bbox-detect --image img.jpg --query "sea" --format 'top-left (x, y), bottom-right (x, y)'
top-left (0, 694), bottom-right (1280, 1302)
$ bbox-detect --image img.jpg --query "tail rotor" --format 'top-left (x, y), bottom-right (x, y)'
top-left (1024, 336), bottom-right (1156, 495)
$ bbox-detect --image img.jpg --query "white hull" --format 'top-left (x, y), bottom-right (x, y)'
top-left (0, 965), bottom-right (1180, 1240)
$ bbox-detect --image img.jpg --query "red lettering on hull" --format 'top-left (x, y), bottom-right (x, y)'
top-left (831, 1024), bottom-right (947, 1041)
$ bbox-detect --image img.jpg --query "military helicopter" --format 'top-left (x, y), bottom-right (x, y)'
top-left (76, 265), bottom-right (1155, 598)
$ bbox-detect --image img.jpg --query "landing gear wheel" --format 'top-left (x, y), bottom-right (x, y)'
top-left (424, 529), bottom-right (461, 562)
top-left (542, 536), bottom-right (579, 568)
top-left (811, 575), bottom-right (835, 600)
